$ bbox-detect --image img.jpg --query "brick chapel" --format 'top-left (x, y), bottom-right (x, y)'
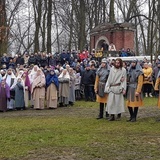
top-left (90, 22), bottom-right (135, 54)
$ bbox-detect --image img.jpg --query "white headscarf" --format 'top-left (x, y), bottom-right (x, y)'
top-left (58, 69), bottom-right (70, 79)
top-left (28, 65), bottom-right (40, 84)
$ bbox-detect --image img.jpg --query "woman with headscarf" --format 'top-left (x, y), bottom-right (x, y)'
top-left (21, 71), bottom-right (31, 108)
top-left (68, 67), bottom-right (76, 106)
top-left (58, 69), bottom-right (70, 107)
top-left (46, 69), bottom-right (59, 109)
top-left (28, 65), bottom-right (40, 107)
top-left (0, 80), bottom-right (10, 112)
top-left (13, 77), bottom-right (25, 110)
top-left (3, 67), bottom-right (17, 110)
top-left (31, 68), bottom-right (46, 109)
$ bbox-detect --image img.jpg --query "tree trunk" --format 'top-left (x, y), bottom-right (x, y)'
top-left (68, 0), bottom-right (74, 51)
top-left (33, 0), bottom-right (42, 53)
top-left (47, 0), bottom-right (52, 53)
top-left (41, 0), bottom-right (47, 52)
top-left (53, 1), bottom-right (60, 53)
top-left (78, 0), bottom-right (86, 51)
top-left (109, 0), bottom-right (116, 23)
top-left (0, 0), bottom-right (8, 56)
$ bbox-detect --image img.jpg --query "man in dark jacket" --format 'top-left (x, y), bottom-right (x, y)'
top-left (28, 53), bottom-right (37, 66)
top-left (81, 64), bottom-right (96, 101)
top-left (60, 50), bottom-right (68, 66)
top-left (40, 53), bottom-right (48, 68)
top-left (1, 53), bottom-right (9, 68)
top-left (16, 54), bottom-right (24, 66)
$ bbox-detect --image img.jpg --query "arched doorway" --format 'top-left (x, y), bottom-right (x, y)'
top-left (95, 36), bottom-right (109, 49)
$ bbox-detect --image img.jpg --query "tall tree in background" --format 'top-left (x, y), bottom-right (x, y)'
top-left (33, 0), bottom-right (42, 53)
top-left (47, 0), bottom-right (52, 53)
top-left (78, 0), bottom-right (86, 51)
top-left (109, 0), bottom-right (116, 23)
top-left (0, 0), bottom-right (8, 56)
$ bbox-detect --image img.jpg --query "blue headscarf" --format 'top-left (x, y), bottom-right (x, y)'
top-left (46, 70), bottom-right (59, 89)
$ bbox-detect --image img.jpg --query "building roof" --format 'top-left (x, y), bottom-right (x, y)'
top-left (90, 22), bottom-right (135, 34)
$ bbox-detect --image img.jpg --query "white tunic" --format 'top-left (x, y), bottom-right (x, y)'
top-left (104, 66), bottom-right (126, 114)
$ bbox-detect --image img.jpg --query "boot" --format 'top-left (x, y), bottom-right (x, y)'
top-left (131, 107), bottom-right (138, 122)
top-left (117, 113), bottom-right (121, 120)
top-left (97, 103), bottom-right (104, 119)
top-left (131, 117), bottom-right (136, 122)
top-left (149, 93), bottom-right (153, 97)
top-left (108, 114), bottom-right (115, 121)
top-left (127, 107), bottom-right (134, 122)
top-left (106, 112), bottom-right (109, 119)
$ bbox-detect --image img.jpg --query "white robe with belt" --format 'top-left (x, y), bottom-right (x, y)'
top-left (104, 66), bottom-right (126, 114)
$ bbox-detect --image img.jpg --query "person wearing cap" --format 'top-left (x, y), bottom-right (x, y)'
top-left (126, 60), bottom-right (144, 122)
top-left (104, 58), bottom-right (126, 121)
top-left (94, 58), bottom-right (110, 119)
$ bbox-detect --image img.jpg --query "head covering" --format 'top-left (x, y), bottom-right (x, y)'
top-left (101, 58), bottom-right (107, 63)
top-left (0, 79), bottom-right (10, 98)
top-left (46, 70), bottom-right (59, 89)
top-left (131, 59), bottom-right (138, 63)
top-left (85, 63), bottom-right (90, 67)
top-left (58, 69), bottom-right (70, 79)
top-left (28, 65), bottom-right (40, 84)
top-left (128, 62), bottom-right (143, 78)
top-left (22, 71), bottom-right (31, 91)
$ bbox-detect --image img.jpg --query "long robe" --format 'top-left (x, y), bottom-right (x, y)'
top-left (58, 78), bottom-right (70, 105)
top-left (0, 83), bottom-right (10, 112)
top-left (69, 73), bottom-right (76, 103)
top-left (104, 66), bottom-right (126, 114)
top-left (22, 72), bottom-right (31, 108)
top-left (46, 83), bottom-right (58, 108)
top-left (58, 71), bottom-right (70, 105)
top-left (4, 73), bottom-right (17, 110)
top-left (31, 73), bottom-right (46, 109)
top-left (14, 83), bottom-right (25, 109)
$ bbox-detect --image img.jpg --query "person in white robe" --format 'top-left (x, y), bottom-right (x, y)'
top-left (104, 58), bottom-right (126, 121)
top-left (58, 69), bottom-right (70, 107)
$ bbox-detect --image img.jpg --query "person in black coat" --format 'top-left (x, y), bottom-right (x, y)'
top-left (1, 53), bottom-right (9, 68)
top-left (60, 50), bottom-right (68, 66)
top-left (40, 53), bottom-right (48, 68)
top-left (81, 64), bottom-right (96, 101)
top-left (28, 53), bottom-right (37, 66)
top-left (16, 54), bottom-right (24, 66)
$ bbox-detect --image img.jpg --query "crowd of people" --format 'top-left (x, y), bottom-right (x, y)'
top-left (0, 49), bottom-right (160, 122)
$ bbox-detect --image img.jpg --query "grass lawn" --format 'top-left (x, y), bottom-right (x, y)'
top-left (0, 97), bottom-right (160, 160)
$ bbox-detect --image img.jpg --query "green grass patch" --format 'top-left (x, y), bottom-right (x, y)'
top-left (0, 97), bottom-right (159, 160)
